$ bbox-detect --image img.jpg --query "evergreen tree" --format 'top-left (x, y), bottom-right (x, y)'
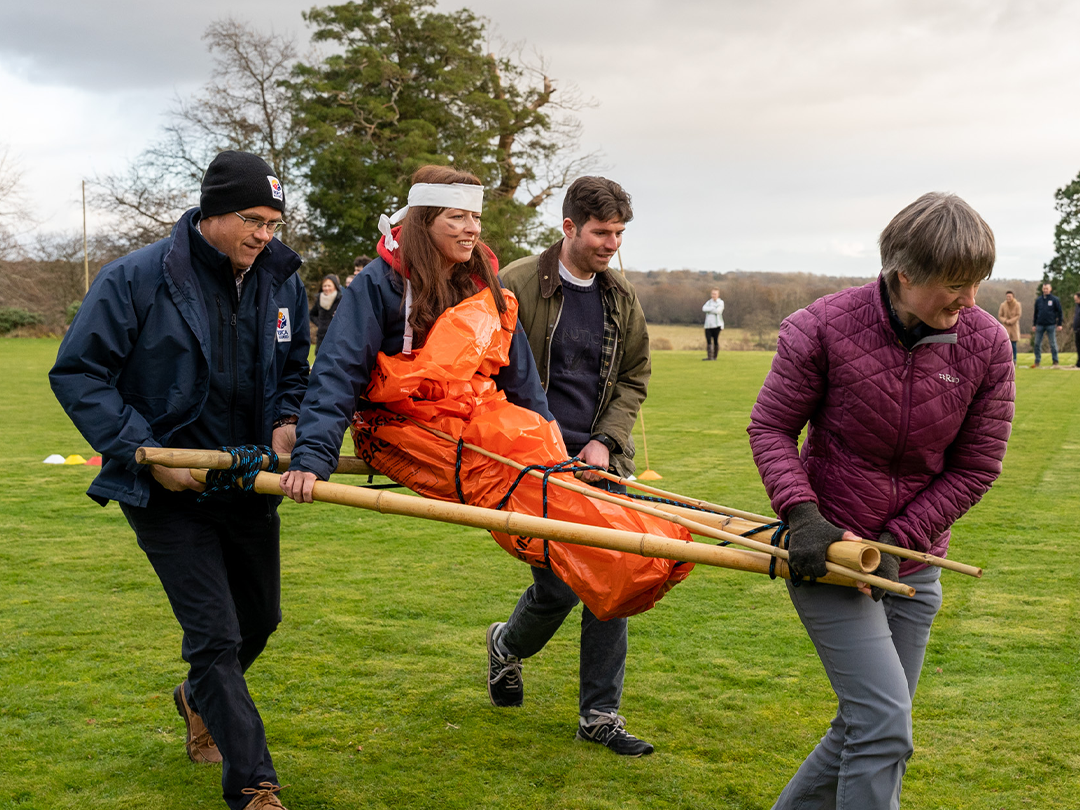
top-left (1044, 170), bottom-right (1080, 298)
top-left (293, 0), bottom-right (591, 271)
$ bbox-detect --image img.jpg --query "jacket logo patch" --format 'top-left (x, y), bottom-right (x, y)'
top-left (938, 372), bottom-right (960, 384)
top-left (276, 308), bottom-right (291, 342)
top-left (268, 175), bottom-right (283, 200)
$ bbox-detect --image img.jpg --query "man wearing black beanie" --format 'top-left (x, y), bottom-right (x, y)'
top-left (51, 150), bottom-right (308, 810)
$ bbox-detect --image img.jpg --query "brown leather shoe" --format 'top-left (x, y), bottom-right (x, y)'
top-left (173, 681), bottom-right (222, 764)
top-left (242, 782), bottom-right (288, 809)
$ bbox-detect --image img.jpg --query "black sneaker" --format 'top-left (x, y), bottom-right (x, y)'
top-left (486, 622), bottom-right (523, 707)
top-left (575, 712), bottom-right (654, 757)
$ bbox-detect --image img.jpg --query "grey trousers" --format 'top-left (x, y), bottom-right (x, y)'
top-left (499, 564), bottom-right (627, 718)
top-left (773, 566), bottom-right (942, 810)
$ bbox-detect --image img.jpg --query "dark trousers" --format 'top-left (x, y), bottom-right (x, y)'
top-left (499, 477), bottom-right (628, 718)
top-left (120, 487), bottom-right (282, 810)
top-left (1075, 330), bottom-right (1080, 366)
top-left (704, 326), bottom-right (721, 352)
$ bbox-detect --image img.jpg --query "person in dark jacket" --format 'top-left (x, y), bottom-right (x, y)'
top-left (1031, 282), bottom-right (1063, 367)
top-left (748, 193), bottom-right (1014, 809)
top-left (50, 151), bottom-right (308, 810)
top-left (1073, 292), bottom-right (1080, 367)
top-left (308, 273), bottom-right (342, 352)
top-left (279, 164), bottom-right (550, 488)
top-left (487, 177), bottom-right (656, 757)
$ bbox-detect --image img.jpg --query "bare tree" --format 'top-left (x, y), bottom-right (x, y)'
top-left (0, 146), bottom-right (27, 258)
top-left (90, 19), bottom-right (302, 250)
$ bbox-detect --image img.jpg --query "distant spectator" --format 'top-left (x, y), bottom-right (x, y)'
top-left (701, 288), bottom-right (725, 361)
top-left (309, 274), bottom-right (342, 353)
top-left (1073, 292), bottom-right (1080, 368)
top-left (1031, 282), bottom-right (1063, 368)
top-left (347, 255), bottom-right (371, 287)
top-left (997, 290), bottom-right (1021, 363)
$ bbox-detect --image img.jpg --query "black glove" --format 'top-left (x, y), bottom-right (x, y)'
top-left (869, 531), bottom-right (901, 602)
top-left (785, 502), bottom-right (845, 579)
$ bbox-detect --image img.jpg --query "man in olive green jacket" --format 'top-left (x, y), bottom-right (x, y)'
top-left (485, 177), bottom-right (656, 757)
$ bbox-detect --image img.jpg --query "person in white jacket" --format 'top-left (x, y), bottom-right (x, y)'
top-left (702, 288), bottom-right (725, 360)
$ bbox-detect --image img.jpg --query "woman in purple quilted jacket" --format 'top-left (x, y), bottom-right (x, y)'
top-left (748, 193), bottom-right (1015, 809)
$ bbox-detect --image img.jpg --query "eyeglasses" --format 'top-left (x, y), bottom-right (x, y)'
top-left (234, 212), bottom-right (287, 234)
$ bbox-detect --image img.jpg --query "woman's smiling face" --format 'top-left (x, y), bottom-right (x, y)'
top-left (895, 272), bottom-right (980, 330)
top-left (431, 208), bottom-right (481, 267)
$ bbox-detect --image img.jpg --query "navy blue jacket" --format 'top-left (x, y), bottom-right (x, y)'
top-left (50, 208), bottom-right (310, 507)
top-left (1033, 292), bottom-right (1063, 327)
top-left (290, 256), bottom-right (553, 481)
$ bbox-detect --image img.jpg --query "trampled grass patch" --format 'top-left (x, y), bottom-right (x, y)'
top-left (1, 339), bottom-right (1078, 809)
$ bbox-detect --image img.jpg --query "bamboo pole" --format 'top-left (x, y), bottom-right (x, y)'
top-left (135, 447), bottom-right (375, 477)
top-left (136, 446), bottom-right (913, 596)
top-left (647, 493), bottom-right (982, 578)
top-left (854, 538), bottom-right (983, 578)
top-left (581, 466), bottom-right (776, 523)
top-left (399, 426), bottom-right (893, 584)
top-left (187, 468), bottom-right (869, 590)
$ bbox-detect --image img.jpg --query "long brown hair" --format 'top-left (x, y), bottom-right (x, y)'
top-left (397, 165), bottom-right (506, 348)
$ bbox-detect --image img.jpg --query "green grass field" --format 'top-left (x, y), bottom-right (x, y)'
top-left (2, 338), bottom-right (1078, 809)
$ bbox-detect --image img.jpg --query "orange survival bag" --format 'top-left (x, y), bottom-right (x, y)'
top-left (351, 288), bottom-right (693, 620)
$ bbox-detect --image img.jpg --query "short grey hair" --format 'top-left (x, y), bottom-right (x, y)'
top-left (879, 193), bottom-right (995, 293)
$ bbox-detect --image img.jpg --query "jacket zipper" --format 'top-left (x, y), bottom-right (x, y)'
top-left (229, 309), bottom-right (238, 444)
top-left (888, 350), bottom-right (915, 516)
top-left (215, 296), bottom-right (225, 373)
top-left (543, 291), bottom-right (564, 391)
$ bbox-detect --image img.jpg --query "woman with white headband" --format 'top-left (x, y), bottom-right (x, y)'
top-left (281, 165), bottom-right (691, 623)
top-left (281, 164), bottom-right (552, 490)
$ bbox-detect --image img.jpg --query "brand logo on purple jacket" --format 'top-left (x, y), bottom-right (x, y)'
top-left (938, 372), bottom-right (960, 384)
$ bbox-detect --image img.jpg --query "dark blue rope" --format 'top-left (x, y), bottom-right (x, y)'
top-left (197, 445), bottom-right (277, 502)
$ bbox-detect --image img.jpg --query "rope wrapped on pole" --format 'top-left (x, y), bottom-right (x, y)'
top-left (135, 447), bottom-right (375, 477)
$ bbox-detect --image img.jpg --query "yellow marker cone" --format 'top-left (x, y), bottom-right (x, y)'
top-left (63, 454), bottom-right (88, 465)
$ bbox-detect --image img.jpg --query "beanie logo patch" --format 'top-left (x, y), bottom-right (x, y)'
top-left (268, 176), bottom-right (283, 201)
top-left (276, 308), bottom-right (292, 342)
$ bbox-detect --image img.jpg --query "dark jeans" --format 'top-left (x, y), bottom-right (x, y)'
top-left (1010, 340), bottom-right (1017, 363)
top-left (1075, 330), bottom-right (1080, 366)
top-left (705, 326), bottom-right (722, 353)
top-left (1033, 324), bottom-right (1059, 364)
top-left (120, 486), bottom-right (282, 810)
top-left (499, 477), bottom-right (628, 718)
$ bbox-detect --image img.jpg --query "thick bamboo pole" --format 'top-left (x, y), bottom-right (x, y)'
top-left (402, 425), bottom-right (894, 585)
top-left (648, 499), bottom-right (982, 578)
top-left (137, 447), bottom-right (912, 596)
top-left (187, 468), bottom-right (868, 590)
top-left (135, 447), bottom-right (374, 477)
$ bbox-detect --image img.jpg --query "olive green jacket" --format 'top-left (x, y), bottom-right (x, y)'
top-left (500, 240), bottom-right (651, 476)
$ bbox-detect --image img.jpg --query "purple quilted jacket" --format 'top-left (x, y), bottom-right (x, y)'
top-left (748, 278), bottom-right (1015, 575)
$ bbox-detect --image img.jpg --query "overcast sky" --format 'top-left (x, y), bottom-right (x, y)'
top-left (3, 0), bottom-right (1079, 280)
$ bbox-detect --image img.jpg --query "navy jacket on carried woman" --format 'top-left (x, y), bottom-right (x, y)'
top-left (50, 208), bottom-right (310, 508)
top-left (290, 256), bottom-right (552, 482)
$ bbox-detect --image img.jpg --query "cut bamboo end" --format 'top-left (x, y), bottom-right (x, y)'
top-left (826, 540), bottom-right (880, 574)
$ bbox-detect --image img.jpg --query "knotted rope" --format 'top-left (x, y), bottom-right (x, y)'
top-left (197, 445), bottom-right (277, 502)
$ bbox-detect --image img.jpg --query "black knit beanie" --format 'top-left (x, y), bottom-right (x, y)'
top-left (199, 150), bottom-right (285, 218)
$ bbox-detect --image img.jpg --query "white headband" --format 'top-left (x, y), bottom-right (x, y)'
top-left (378, 182), bottom-right (485, 251)
top-left (378, 182), bottom-right (485, 355)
